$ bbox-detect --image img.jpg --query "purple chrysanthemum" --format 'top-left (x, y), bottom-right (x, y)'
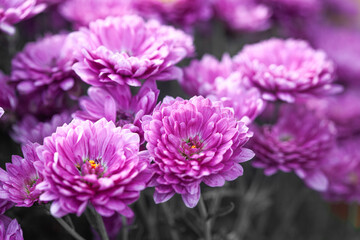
top-left (74, 80), bottom-right (159, 143)
top-left (0, 143), bottom-right (43, 207)
top-left (305, 88), bottom-right (360, 138)
top-left (234, 38), bottom-right (341, 103)
top-left (10, 33), bottom-right (81, 117)
top-left (307, 25), bottom-right (360, 86)
top-left (11, 111), bottom-right (73, 145)
top-left (0, 0), bottom-right (46, 35)
top-left (214, 0), bottom-right (271, 32)
top-left (320, 137), bottom-right (360, 202)
top-left (69, 15), bottom-right (194, 87)
top-left (250, 104), bottom-right (335, 191)
top-left (35, 118), bottom-right (152, 218)
top-left (0, 215), bottom-right (23, 240)
top-left (0, 72), bottom-right (16, 111)
top-left (182, 54), bottom-right (265, 123)
top-left (132, 0), bottom-right (212, 30)
top-left (59, 0), bottom-right (134, 28)
top-left (142, 96), bottom-right (254, 208)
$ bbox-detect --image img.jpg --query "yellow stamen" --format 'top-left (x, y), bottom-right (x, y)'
top-left (191, 145), bottom-right (196, 149)
top-left (89, 160), bottom-right (99, 169)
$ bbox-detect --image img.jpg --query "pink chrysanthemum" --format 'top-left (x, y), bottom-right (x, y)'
top-left (0, 0), bottom-right (46, 35)
top-left (132, 0), bottom-right (212, 30)
top-left (320, 137), bottom-right (360, 202)
top-left (10, 33), bottom-right (80, 117)
top-left (0, 215), bottom-right (23, 240)
top-left (11, 111), bottom-right (72, 145)
top-left (0, 143), bottom-right (43, 207)
top-left (59, 0), bottom-right (134, 28)
top-left (250, 104), bottom-right (335, 191)
top-left (74, 80), bottom-right (159, 143)
top-left (35, 118), bottom-right (152, 217)
top-left (142, 96), bottom-right (254, 208)
top-left (234, 38), bottom-right (341, 103)
top-left (305, 88), bottom-right (360, 138)
top-left (182, 54), bottom-right (265, 123)
top-left (307, 25), bottom-right (360, 86)
top-left (69, 15), bottom-right (194, 87)
top-left (214, 0), bottom-right (271, 32)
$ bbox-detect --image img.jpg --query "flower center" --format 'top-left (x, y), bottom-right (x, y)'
top-left (77, 158), bottom-right (105, 178)
top-left (180, 136), bottom-right (203, 160)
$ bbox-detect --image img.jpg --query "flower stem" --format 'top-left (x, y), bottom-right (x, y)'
top-left (348, 202), bottom-right (358, 227)
top-left (121, 215), bottom-right (129, 240)
top-left (54, 217), bottom-right (86, 240)
top-left (198, 196), bottom-right (212, 240)
top-left (85, 206), bottom-right (109, 240)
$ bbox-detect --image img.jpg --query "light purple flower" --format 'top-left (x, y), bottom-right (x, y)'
top-left (132, 0), bottom-right (212, 30)
top-left (0, 72), bottom-right (16, 111)
top-left (0, 215), bottom-right (23, 240)
top-left (305, 89), bottom-right (360, 138)
top-left (74, 80), bottom-right (159, 143)
top-left (320, 137), bottom-right (360, 202)
top-left (182, 54), bottom-right (234, 96)
top-left (35, 118), bottom-right (152, 218)
top-left (182, 54), bottom-right (265, 123)
top-left (0, 0), bottom-right (46, 35)
top-left (307, 25), bottom-right (360, 86)
top-left (11, 111), bottom-right (73, 145)
top-left (143, 96), bottom-right (254, 208)
top-left (214, 0), bottom-right (271, 32)
top-left (69, 15), bottom-right (194, 87)
top-left (250, 104), bottom-right (336, 191)
top-left (0, 143), bottom-right (43, 207)
top-left (234, 38), bottom-right (341, 103)
top-left (59, 0), bottom-right (134, 28)
top-left (10, 33), bottom-right (81, 117)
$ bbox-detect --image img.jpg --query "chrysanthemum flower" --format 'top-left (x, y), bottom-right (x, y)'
top-left (35, 118), bottom-right (152, 217)
top-left (0, 215), bottom-right (23, 240)
top-left (0, 0), bottom-right (46, 35)
top-left (59, 0), bottom-right (134, 28)
top-left (234, 38), bottom-right (340, 103)
top-left (250, 104), bottom-right (335, 191)
top-left (0, 72), bottom-right (16, 111)
top-left (213, 0), bottom-right (271, 32)
top-left (320, 137), bottom-right (360, 202)
top-left (307, 25), bottom-right (360, 86)
top-left (74, 80), bottom-right (159, 143)
top-left (182, 54), bottom-right (265, 123)
top-left (143, 96), bottom-right (254, 208)
top-left (132, 0), bottom-right (212, 30)
top-left (0, 143), bottom-right (43, 207)
top-left (69, 15), bottom-right (194, 87)
top-left (10, 33), bottom-right (80, 117)
top-left (11, 111), bottom-right (72, 145)
top-left (305, 89), bottom-right (360, 138)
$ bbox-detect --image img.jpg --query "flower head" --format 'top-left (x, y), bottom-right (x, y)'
top-left (59, 0), bottom-right (134, 28)
top-left (74, 80), bottom-right (159, 143)
top-left (214, 0), bottom-right (272, 32)
top-left (320, 137), bottom-right (360, 202)
top-left (11, 111), bottom-right (73, 145)
top-left (35, 118), bottom-right (152, 217)
top-left (143, 96), bottom-right (254, 207)
top-left (69, 15), bottom-right (194, 87)
top-left (250, 104), bottom-right (336, 191)
top-left (132, 0), bottom-right (213, 30)
top-left (234, 38), bottom-right (340, 102)
top-left (10, 33), bottom-right (80, 117)
top-left (182, 54), bottom-right (265, 123)
top-left (0, 0), bottom-right (46, 35)
top-left (0, 215), bottom-right (23, 240)
top-left (0, 143), bottom-right (43, 207)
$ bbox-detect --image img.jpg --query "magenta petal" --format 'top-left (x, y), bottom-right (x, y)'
top-left (153, 190), bottom-right (175, 204)
top-left (181, 191), bottom-right (200, 208)
top-left (203, 174), bottom-right (226, 187)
